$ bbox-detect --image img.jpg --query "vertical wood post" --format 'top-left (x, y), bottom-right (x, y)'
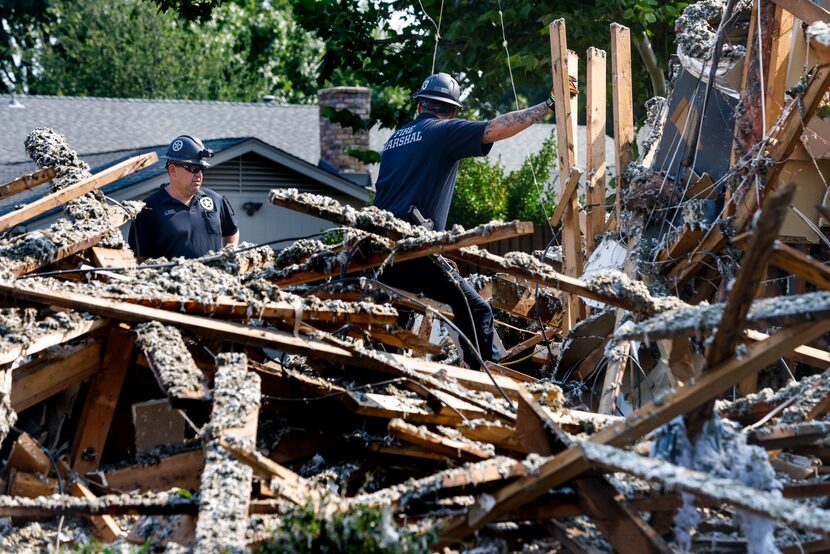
top-left (610, 24), bottom-right (634, 226)
top-left (549, 19), bottom-right (585, 331)
top-left (766, 6), bottom-right (795, 129)
top-left (586, 47), bottom-right (608, 255)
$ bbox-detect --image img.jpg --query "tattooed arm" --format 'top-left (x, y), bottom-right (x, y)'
top-left (482, 102), bottom-right (551, 144)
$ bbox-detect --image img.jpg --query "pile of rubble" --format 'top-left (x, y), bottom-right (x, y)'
top-left (3, 0), bottom-right (830, 551)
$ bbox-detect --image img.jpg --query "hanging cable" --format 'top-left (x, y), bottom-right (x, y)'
top-left (418, 0), bottom-right (445, 74)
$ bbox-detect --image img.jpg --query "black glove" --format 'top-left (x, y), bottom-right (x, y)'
top-left (545, 75), bottom-right (579, 109)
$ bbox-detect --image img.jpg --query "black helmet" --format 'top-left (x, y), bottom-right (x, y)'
top-left (413, 73), bottom-right (463, 108)
top-left (163, 135), bottom-right (214, 167)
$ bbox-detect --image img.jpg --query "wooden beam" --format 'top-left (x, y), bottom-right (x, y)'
top-left (501, 328), bottom-right (557, 361)
top-left (273, 220), bottom-right (533, 286)
top-left (769, 241), bottom-right (830, 291)
top-left (437, 321), bottom-right (830, 543)
top-left (598, 338), bottom-right (630, 415)
top-left (0, 153), bottom-right (157, 234)
top-left (690, 184), bottom-right (795, 431)
top-left (71, 328), bottom-right (134, 473)
top-left (71, 481), bottom-right (124, 542)
top-left (11, 339), bottom-right (102, 412)
top-left (765, 5), bottom-right (795, 130)
top-left (581, 442), bottom-right (830, 535)
top-left (0, 317), bottom-right (108, 366)
top-left (550, 20), bottom-right (584, 332)
top-left (514, 388), bottom-right (671, 554)
top-left (746, 329), bottom-right (830, 369)
top-left (448, 247), bottom-right (653, 314)
top-left (771, 0), bottom-right (830, 24)
top-left (6, 207), bottom-right (132, 276)
top-left (549, 168), bottom-right (584, 228)
top-left (8, 433), bottom-right (52, 475)
top-left (491, 275), bottom-right (560, 323)
top-left (194, 353), bottom-right (260, 554)
top-left (0, 491), bottom-right (197, 517)
top-left (0, 168), bottom-right (55, 201)
top-left (585, 47), bottom-right (607, 255)
top-left (103, 450), bottom-right (203, 493)
top-left (611, 23), bottom-right (634, 225)
top-left (388, 418), bottom-right (492, 462)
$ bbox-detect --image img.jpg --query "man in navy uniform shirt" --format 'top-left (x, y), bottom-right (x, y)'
top-left (129, 135), bottom-right (239, 261)
top-left (375, 72), bottom-right (574, 369)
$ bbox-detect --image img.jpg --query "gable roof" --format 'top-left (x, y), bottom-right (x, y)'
top-left (0, 137), bottom-right (369, 219)
top-left (1, 95), bottom-right (320, 165)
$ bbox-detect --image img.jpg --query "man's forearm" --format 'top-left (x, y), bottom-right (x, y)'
top-left (482, 102), bottom-right (551, 144)
top-left (223, 230), bottom-right (240, 247)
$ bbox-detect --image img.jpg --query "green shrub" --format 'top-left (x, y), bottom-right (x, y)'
top-left (256, 502), bottom-right (435, 554)
top-left (448, 129), bottom-right (558, 227)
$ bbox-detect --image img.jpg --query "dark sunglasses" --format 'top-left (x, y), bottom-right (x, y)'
top-left (172, 162), bottom-right (205, 174)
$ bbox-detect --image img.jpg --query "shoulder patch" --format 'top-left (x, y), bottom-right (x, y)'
top-left (199, 196), bottom-right (215, 211)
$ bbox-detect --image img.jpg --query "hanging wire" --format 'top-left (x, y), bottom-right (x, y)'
top-left (418, 0), bottom-right (445, 74)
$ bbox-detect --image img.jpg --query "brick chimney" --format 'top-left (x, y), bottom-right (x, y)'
top-left (318, 86), bottom-right (371, 176)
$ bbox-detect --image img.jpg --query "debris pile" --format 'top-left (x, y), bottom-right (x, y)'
top-left (3, 1), bottom-right (830, 551)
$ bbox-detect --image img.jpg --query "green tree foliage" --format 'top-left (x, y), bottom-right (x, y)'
top-left (448, 130), bottom-right (558, 228)
top-left (256, 502), bottom-right (434, 554)
top-left (0, 0), bottom-right (52, 92)
top-left (287, 0), bottom-right (688, 131)
top-left (26, 0), bottom-right (322, 102)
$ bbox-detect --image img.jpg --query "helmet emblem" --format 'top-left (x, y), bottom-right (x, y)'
top-left (199, 197), bottom-right (215, 211)
top-left (422, 79), bottom-right (430, 89)
top-left (172, 139), bottom-right (184, 152)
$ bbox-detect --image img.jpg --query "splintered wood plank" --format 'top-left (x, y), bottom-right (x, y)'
top-left (749, 422), bottom-right (830, 449)
top-left (484, 361), bottom-right (538, 384)
top-left (114, 294), bottom-right (397, 326)
top-left (219, 438), bottom-right (318, 507)
top-left (134, 322), bottom-right (210, 407)
top-left (746, 329), bottom-right (830, 369)
top-left (273, 220), bottom-right (533, 286)
top-left (765, 5), bottom-right (795, 129)
top-left (388, 418), bottom-right (492, 462)
top-left (658, 226), bottom-right (704, 264)
top-left (0, 317), bottom-right (108, 366)
top-left (354, 456), bottom-right (527, 511)
top-left (581, 442), bottom-right (830, 535)
top-left (514, 388), bottom-right (670, 554)
top-left (194, 353), bottom-right (260, 554)
top-left (769, 241), bottom-right (830, 291)
top-left (598, 339), bottom-right (630, 415)
top-left (0, 167), bottom-right (55, 201)
top-left (8, 433), bottom-right (52, 474)
top-left (550, 20), bottom-right (584, 331)
top-left (585, 47), bottom-right (607, 255)
top-left (0, 282), bottom-right (362, 367)
top-left (343, 390), bottom-right (487, 425)
top-left (500, 328), bottom-right (557, 362)
top-left (690, 183), bottom-right (795, 432)
top-left (104, 450), bottom-right (203, 493)
top-left (89, 246), bottom-right (136, 269)
top-left (771, 0), bottom-right (830, 24)
top-left (0, 153), bottom-right (157, 233)
top-left (550, 167), bottom-right (584, 228)
top-left (611, 23), bottom-right (634, 224)
top-left (9, 471), bottom-right (58, 497)
top-left (71, 327), bottom-right (134, 473)
top-left (491, 275), bottom-right (560, 323)
top-left (448, 247), bottom-right (650, 314)
top-left (71, 481), bottom-right (124, 542)
top-left (7, 207), bottom-right (132, 276)
top-left (11, 339), bottom-right (102, 412)
top-left (437, 321), bottom-right (830, 544)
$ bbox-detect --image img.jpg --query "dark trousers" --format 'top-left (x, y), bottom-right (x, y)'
top-left (378, 256), bottom-right (499, 368)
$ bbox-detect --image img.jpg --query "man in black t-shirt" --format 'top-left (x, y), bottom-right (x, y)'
top-left (375, 72), bottom-right (572, 368)
top-left (129, 135), bottom-right (239, 261)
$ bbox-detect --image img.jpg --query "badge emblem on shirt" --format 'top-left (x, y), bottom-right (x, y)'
top-left (171, 139), bottom-right (183, 152)
top-left (164, 209), bottom-right (175, 216)
top-left (199, 196), bottom-right (215, 211)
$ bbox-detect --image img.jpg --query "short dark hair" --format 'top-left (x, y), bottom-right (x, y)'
top-left (420, 99), bottom-right (457, 115)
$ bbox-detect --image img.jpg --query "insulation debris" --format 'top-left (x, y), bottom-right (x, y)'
top-left (4, 2), bottom-right (830, 550)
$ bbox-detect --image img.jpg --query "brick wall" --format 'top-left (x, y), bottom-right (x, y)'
top-left (318, 87), bottom-right (371, 174)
